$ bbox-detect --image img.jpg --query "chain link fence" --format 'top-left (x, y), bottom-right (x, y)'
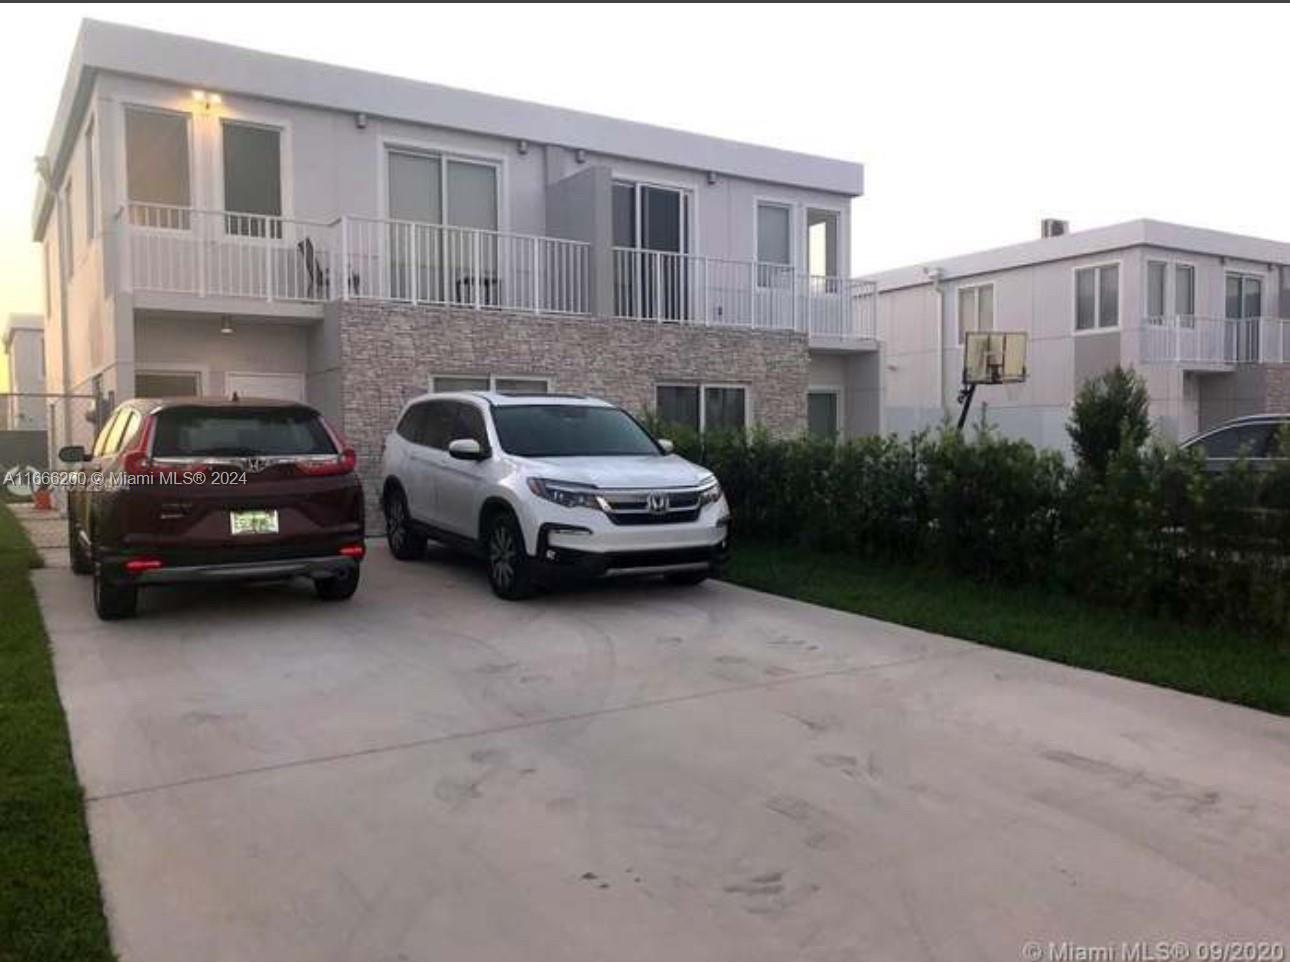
top-left (2, 392), bottom-right (104, 504)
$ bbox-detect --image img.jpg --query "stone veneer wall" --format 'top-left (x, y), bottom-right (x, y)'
top-left (338, 302), bottom-right (810, 522)
top-left (1266, 365), bottom-right (1290, 412)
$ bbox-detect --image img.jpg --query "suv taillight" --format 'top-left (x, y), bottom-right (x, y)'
top-left (120, 415), bottom-right (159, 477)
top-left (294, 447), bottom-right (356, 477)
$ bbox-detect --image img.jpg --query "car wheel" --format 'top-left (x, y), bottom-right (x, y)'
top-left (384, 488), bottom-right (425, 561)
top-left (485, 511), bottom-right (534, 600)
top-left (315, 566), bottom-right (360, 601)
top-left (665, 569), bottom-right (710, 587)
top-left (68, 515), bottom-right (93, 575)
top-left (93, 563), bottom-right (138, 620)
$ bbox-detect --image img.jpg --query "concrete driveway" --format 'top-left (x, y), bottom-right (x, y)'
top-left (34, 542), bottom-right (1290, 962)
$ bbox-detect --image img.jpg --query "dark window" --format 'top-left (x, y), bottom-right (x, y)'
top-left (396, 404), bottom-right (426, 442)
top-left (152, 407), bottom-right (334, 457)
top-left (135, 371), bottom-right (200, 399)
top-left (417, 401), bottom-right (455, 450)
top-left (704, 387), bottom-right (747, 433)
top-left (492, 405), bottom-right (660, 457)
top-left (222, 121), bottom-right (282, 237)
top-left (1194, 423), bottom-right (1275, 459)
top-left (1147, 261), bottom-right (1166, 318)
top-left (452, 403), bottom-right (488, 446)
top-left (656, 385), bottom-right (700, 432)
top-left (808, 392), bottom-right (839, 439)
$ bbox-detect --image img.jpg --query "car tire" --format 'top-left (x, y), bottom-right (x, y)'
top-left (93, 563), bottom-right (138, 620)
top-left (68, 516), bottom-right (93, 575)
top-left (384, 487), bottom-right (426, 561)
top-left (665, 569), bottom-right (710, 587)
top-left (485, 510), bottom-right (534, 600)
top-left (315, 566), bottom-right (360, 601)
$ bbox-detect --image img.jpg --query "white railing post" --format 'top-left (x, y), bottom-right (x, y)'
top-left (265, 217), bottom-right (274, 302)
top-left (532, 239), bottom-right (541, 313)
top-left (410, 224), bottom-right (419, 304)
top-left (749, 262), bottom-right (757, 328)
top-left (472, 231), bottom-right (482, 309)
top-left (196, 209), bottom-right (206, 298)
top-left (340, 217), bottom-right (350, 301)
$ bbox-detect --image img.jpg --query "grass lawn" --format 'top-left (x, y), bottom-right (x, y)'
top-left (723, 540), bottom-right (1290, 717)
top-left (0, 504), bottom-right (115, 961)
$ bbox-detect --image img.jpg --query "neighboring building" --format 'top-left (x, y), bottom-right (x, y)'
top-left (32, 20), bottom-right (881, 510)
top-left (871, 220), bottom-right (1290, 451)
top-left (2, 314), bottom-right (47, 431)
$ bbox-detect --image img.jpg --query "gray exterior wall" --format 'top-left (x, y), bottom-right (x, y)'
top-left (877, 239), bottom-right (1289, 452)
top-left (338, 303), bottom-right (810, 519)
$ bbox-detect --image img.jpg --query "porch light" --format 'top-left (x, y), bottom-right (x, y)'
top-left (191, 89), bottom-right (223, 109)
top-left (219, 316), bottom-right (233, 336)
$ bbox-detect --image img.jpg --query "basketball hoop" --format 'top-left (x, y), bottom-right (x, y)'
top-left (957, 331), bottom-right (1029, 429)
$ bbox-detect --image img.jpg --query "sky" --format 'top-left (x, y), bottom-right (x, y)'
top-left (4, 0), bottom-right (1290, 380)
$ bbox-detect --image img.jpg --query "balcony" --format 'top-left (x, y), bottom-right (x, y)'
top-left (116, 204), bottom-right (877, 341)
top-left (1140, 315), bottom-right (1290, 369)
top-left (610, 248), bottom-right (877, 341)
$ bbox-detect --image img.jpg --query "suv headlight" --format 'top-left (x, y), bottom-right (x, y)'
top-left (698, 477), bottom-right (723, 507)
top-left (527, 478), bottom-right (602, 510)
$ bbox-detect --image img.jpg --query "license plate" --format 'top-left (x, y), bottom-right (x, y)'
top-left (230, 509), bottom-right (279, 535)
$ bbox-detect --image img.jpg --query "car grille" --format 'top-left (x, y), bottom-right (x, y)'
top-left (600, 489), bottom-right (703, 526)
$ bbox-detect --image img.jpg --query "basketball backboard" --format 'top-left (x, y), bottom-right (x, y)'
top-left (962, 331), bottom-right (1028, 385)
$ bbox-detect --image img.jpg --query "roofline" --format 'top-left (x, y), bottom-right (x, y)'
top-left (866, 219), bottom-right (1290, 293)
top-left (34, 19), bottom-right (864, 237)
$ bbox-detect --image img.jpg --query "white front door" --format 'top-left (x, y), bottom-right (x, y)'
top-left (225, 372), bottom-right (306, 402)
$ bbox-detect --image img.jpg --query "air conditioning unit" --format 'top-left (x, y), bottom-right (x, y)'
top-left (1041, 218), bottom-right (1069, 238)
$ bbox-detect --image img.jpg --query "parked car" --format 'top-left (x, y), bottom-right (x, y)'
top-left (1180, 414), bottom-right (1289, 472)
top-left (380, 392), bottom-right (730, 599)
top-left (60, 397), bottom-right (365, 620)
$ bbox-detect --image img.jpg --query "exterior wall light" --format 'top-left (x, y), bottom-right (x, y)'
top-left (574, 148), bottom-right (586, 164)
top-left (517, 139), bottom-right (529, 155)
top-left (355, 112), bottom-right (368, 129)
top-left (219, 316), bottom-right (233, 336)
top-left (706, 171), bottom-right (718, 185)
top-left (191, 90), bottom-right (222, 109)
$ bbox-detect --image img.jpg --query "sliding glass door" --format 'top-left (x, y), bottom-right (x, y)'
top-left (612, 182), bottom-right (690, 320)
top-left (387, 150), bottom-right (499, 305)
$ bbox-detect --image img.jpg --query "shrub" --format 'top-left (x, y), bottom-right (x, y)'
top-left (1068, 366), bottom-right (1151, 477)
top-left (643, 408), bottom-right (1289, 638)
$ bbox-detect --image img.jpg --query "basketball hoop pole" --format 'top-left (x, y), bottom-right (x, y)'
top-left (956, 383), bottom-right (977, 431)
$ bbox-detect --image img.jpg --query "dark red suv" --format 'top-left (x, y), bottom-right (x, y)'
top-left (60, 397), bottom-right (365, 619)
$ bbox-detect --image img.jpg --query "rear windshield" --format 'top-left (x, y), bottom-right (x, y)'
top-left (491, 405), bottom-right (660, 457)
top-left (152, 407), bottom-right (335, 457)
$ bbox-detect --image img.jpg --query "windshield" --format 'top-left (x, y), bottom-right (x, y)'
top-left (491, 405), bottom-right (661, 457)
top-left (153, 407), bottom-right (336, 457)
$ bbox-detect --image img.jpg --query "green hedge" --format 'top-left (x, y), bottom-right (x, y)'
top-left (656, 421), bottom-right (1290, 638)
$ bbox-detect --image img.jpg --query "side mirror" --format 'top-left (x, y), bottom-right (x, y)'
top-left (58, 445), bottom-right (88, 463)
top-left (447, 438), bottom-right (486, 461)
top-left (657, 438), bottom-right (675, 454)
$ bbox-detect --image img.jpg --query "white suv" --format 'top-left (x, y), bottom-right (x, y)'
top-left (379, 392), bottom-right (730, 599)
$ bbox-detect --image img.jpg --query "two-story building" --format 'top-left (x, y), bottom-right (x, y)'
top-left (33, 20), bottom-right (881, 510)
top-left (2, 314), bottom-right (47, 431)
top-left (872, 219), bottom-right (1290, 451)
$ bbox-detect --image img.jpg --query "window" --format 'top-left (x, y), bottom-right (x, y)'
top-left (1176, 264), bottom-right (1195, 317)
top-left (1226, 273), bottom-right (1263, 320)
top-left (222, 121), bottom-right (282, 236)
top-left (1075, 264), bottom-right (1119, 330)
top-left (124, 107), bottom-right (191, 224)
top-left (395, 403), bottom-right (426, 442)
top-left (453, 403), bottom-right (489, 447)
top-left (656, 384), bottom-right (748, 433)
top-left (807, 390), bottom-right (840, 439)
top-left (387, 150), bottom-right (497, 230)
top-left (492, 405), bottom-right (660, 457)
top-left (1192, 423), bottom-right (1275, 460)
top-left (92, 410), bottom-right (122, 458)
top-left (756, 202), bottom-right (791, 288)
top-left (100, 410), bottom-right (133, 457)
top-left (135, 371), bottom-right (201, 399)
top-left (957, 283), bottom-right (995, 343)
top-left (84, 119), bottom-right (96, 240)
top-left (1147, 260), bottom-right (1166, 318)
top-left (152, 407), bottom-right (335, 457)
top-left (431, 374), bottom-right (549, 394)
top-left (806, 209), bottom-right (838, 278)
top-left (417, 401), bottom-right (455, 450)
top-left (656, 385), bottom-right (700, 432)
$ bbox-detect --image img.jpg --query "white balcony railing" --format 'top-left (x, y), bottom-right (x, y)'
top-left (120, 204), bottom-right (339, 303)
top-left (116, 205), bottom-right (877, 340)
top-left (1140, 315), bottom-right (1290, 365)
top-left (339, 216), bottom-right (591, 315)
top-left (611, 248), bottom-right (877, 339)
